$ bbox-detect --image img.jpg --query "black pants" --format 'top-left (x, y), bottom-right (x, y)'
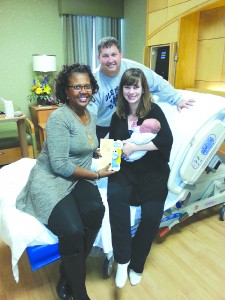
top-left (107, 180), bottom-right (166, 274)
top-left (47, 180), bottom-right (105, 256)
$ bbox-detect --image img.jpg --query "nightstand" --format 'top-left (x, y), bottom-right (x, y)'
top-left (30, 105), bottom-right (58, 149)
top-left (0, 114), bottom-right (29, 164)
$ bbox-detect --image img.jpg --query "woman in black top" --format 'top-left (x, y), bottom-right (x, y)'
top-left (107, 68), bottom-right (173, 288)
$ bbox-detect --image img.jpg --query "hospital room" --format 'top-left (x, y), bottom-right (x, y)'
top-left (0, 0), bottom-right (225, 299)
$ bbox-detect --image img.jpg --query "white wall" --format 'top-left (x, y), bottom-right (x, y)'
top-left (0, 0), bottom-right (64, 117)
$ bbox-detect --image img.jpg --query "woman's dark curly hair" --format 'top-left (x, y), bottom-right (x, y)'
top-left (55, 63), bottom-right (99, 104)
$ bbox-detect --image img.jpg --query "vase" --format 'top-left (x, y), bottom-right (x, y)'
top-left (37, 96), bottom-right (53, 106)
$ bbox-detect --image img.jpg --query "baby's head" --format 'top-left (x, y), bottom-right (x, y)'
top-left (139, 118), bottom-right (161, 134)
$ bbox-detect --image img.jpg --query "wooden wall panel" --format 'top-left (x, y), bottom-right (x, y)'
top-left (169, 0), bottom-right (190, 6)
top-left (222, 46), bottom-right (225, 82)
top-left (148, 0), bottom-right (168, 13)
top-left (194, 81), bottom-right (225, 90)
top-left (175, 12), bottom-right (200, 88)
top-left (186, 87), bottom-right (225, 96)
top-left (147, 21), bottom-right (179, 46)
top-left (147, 0), bottom-right (225, 91)
top-left (200, 0), bottom-right (225, 10)
top-left (199, 6), bottom-right (225, 39)
top-left (195, 39), bottom-right (225, 81)
top-left (194, 5), bottom-right (225, 89)
top-left (147, 0), bottom-right (224, 39)
top-left (168, 1), bottom-right (195, 19)
top-left (147, 0), bottom-right (211, 40)
top-left (148, 9), bottom-right (168, 34)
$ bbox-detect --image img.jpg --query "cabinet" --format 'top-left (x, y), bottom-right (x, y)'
top-left (146, 0), bottom-right (225, 90)
top-left (30, 105), bottom-right (58, 149)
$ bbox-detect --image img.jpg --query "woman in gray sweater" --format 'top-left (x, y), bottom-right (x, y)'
top-left (16, 64), bottom-right (115, 300)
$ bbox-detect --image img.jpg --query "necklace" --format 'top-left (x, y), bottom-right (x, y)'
top-left (68, 104), bottom-right (90, 124)
top-left (68, 105), bottom-right (94, 149)
top-left (85, 130), bottom-right (94, 149)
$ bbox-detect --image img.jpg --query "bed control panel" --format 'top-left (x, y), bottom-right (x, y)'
top-left (191, 134), bottom-right (215, 169)
top-left (201, 135), bottom-right (215, 155)
top-left (180, 120), bottom-right (225, 184)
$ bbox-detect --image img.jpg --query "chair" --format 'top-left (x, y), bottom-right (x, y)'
top-left (0, 117), bottom-right (38, 165)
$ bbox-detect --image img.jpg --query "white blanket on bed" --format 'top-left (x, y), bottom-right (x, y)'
top-left (0, 158), bottom-right (58, 282)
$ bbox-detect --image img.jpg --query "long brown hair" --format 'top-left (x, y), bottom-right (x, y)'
top-left (116, 68), bottom-right (152, 119)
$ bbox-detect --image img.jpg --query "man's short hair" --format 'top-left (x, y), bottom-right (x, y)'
top-left (97, 37), bottom-right (121, 54)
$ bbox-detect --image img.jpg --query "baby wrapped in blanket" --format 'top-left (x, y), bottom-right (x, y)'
top-left (124, 118), bottom-right (161, 162)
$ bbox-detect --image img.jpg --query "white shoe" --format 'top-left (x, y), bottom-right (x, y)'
top-left (115, 262), bottom-right (130, 288)
top-left (129, 269), bottom-right (142, 286)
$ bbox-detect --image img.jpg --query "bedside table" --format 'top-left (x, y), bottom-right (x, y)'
top-left (30, 105), bottom-right (58, 149)
top-left (0, 114), bottom-right (29, 162)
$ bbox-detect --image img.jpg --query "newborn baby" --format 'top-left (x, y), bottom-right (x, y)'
top-left (124, 118), bottom-right (161, 162)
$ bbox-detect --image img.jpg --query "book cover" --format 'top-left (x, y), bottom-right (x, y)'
top-left (98, 139), bottom-right (123, 171)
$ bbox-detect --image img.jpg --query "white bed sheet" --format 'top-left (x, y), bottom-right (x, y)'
top-left (0, 159), bottom-right (58, 282)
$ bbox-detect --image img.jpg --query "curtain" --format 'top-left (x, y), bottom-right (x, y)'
top-left (62, 15), bottom-right (122, 70)
top-left (63, 15), bottom-right (93, 66)
top-left (58, 0), bottom-right (124, 19)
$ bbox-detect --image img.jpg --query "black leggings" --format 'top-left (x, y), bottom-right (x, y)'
top-left (47, 180), bottom-right (105, 256)
top-left (107, 180), bottom-right (166, 273)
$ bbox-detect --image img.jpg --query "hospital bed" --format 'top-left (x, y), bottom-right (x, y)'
top-left (0, 89), bottom-right (225, 283)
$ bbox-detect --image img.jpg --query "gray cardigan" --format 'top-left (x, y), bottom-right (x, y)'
top-left (16, 105), bottom-right (98, 224)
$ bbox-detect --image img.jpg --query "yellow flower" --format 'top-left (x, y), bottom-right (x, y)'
top-left (28, 75), bottom-right (54, 105)
top-left (35, 87), bottom-right (43, 95)
top-left (44, 85), bottom-right (51, 94)
top-left (31, 85), bottom-right (37, 92)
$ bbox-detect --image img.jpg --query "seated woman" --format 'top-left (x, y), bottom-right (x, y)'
top-left (107, 68), bottom-right (173, 288)
top-left (16, 64), bottom-right (115, 300)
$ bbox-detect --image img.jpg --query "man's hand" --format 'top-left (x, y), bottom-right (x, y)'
top-left (177, 99), bottom-right (195, 112)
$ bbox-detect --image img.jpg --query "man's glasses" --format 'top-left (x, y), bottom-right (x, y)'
top-left (67, 84), bottom-right (92, 92)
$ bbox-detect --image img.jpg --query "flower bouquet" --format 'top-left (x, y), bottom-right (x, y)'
top-left (28, 75), bottom-right (55, 106)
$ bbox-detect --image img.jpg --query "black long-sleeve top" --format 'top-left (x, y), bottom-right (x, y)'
top-left (109, 103), bottom-right (173, 203)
